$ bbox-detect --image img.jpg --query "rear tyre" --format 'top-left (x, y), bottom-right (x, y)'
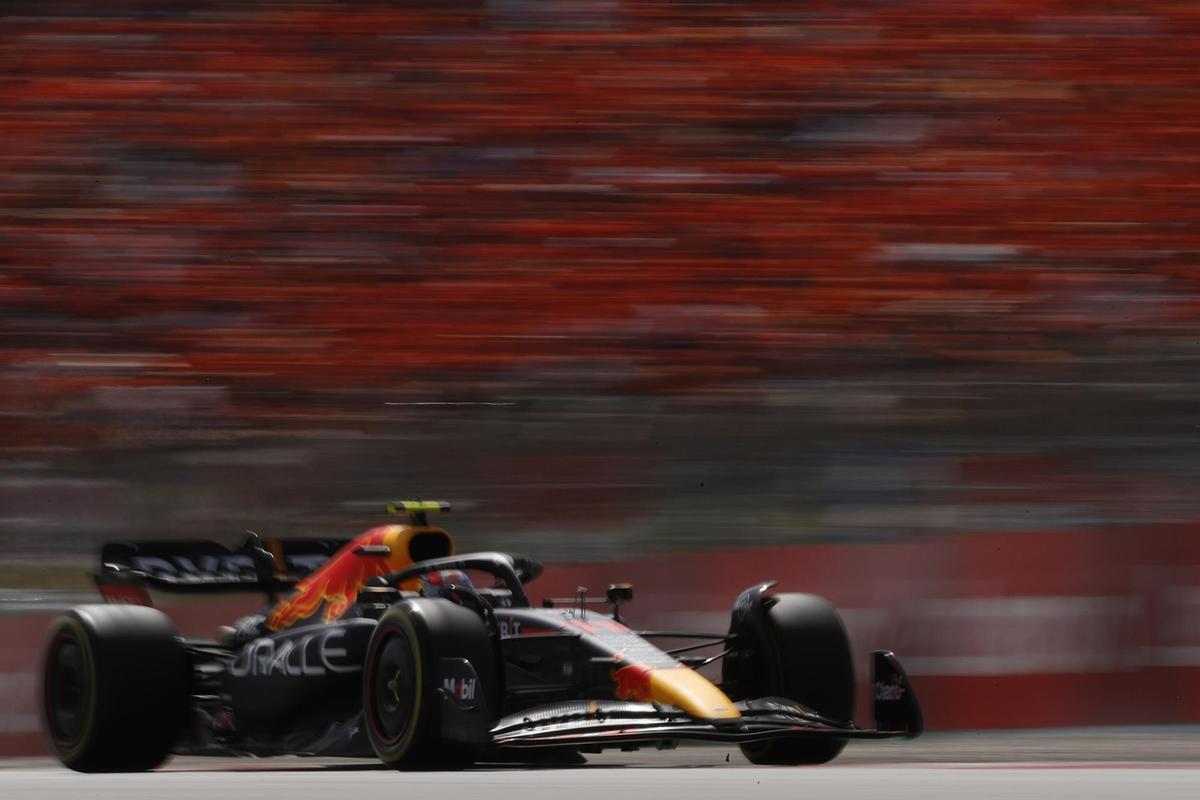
top-left (363, 598), bottom-right (497, 769)
top-left (724, 592), bottom-right (854, 765)
top-left (42, 605), bottom-right (190, 772)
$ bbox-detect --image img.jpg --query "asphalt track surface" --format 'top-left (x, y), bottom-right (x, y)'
top-left (4, 731), bottom-right (1200, 800)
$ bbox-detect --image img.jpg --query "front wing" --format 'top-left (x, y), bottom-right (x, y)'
top-left (491, 651), bottom-right (923, 750)
top-left (491, 699), bottom-right (895, 749)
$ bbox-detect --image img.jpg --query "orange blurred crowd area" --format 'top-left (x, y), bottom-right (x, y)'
top-left (2, 2), bottom-right (1200, 548)
top-left (4, 1), bottom-right (1199, 396)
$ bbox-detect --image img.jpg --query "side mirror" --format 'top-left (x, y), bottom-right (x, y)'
top-left (355, 584), bottom-right (401, 618)
top-left (606, 583), bottom-right (634, 604)
top-left (607, 582), bottom-right (633, 622)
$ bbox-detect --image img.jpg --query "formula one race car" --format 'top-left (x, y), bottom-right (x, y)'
top-left (41, 501), bottom-right (922, 772)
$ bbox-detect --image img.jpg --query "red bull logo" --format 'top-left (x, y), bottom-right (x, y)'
top-left (612, 663), bottom-right (654, 702)
top-left (265, 525), bottom-right (451, 632)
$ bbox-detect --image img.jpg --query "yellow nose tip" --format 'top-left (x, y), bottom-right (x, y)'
top-left (648, 667), bottom-right (741, 720)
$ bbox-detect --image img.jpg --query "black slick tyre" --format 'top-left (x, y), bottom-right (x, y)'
top-left (41, 605), bottom-right (190, 772)
top-left (363, 598), bottom-right (497, 769)
top-left (724, 592), bottom-right (854, 765)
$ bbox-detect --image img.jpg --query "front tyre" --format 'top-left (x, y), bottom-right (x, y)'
top-left (724, 592), bottom-right (854, 765)
top-left (363, 599), bottom-right (497, 769)
top-left (42, 605), bottom-right (190, 772)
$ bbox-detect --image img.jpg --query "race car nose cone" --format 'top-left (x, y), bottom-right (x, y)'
top-left (648, 667), bottom-right (740, 720)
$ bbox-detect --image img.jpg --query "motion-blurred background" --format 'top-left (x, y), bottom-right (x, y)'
top-left (2, 0), bottom-right (1199, 751)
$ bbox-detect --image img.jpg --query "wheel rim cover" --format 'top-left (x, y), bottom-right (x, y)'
top-left (371, 633), bottom-right (416, 745)
top-left (46, 634), bottom-right (88, 746)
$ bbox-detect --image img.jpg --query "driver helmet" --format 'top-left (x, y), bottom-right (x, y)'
top-left (419, 569), bottom-right (474, 600)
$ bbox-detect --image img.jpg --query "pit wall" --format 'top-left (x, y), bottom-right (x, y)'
top-left (5, 524), bottom-right (1198, 755)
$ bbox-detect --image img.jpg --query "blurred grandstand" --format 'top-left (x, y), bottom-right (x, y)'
top-left (3, 1), bottom-right (1200, 560)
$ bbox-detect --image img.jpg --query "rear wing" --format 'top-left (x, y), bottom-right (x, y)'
top-left (95, 534), bottom-right (347, 605)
